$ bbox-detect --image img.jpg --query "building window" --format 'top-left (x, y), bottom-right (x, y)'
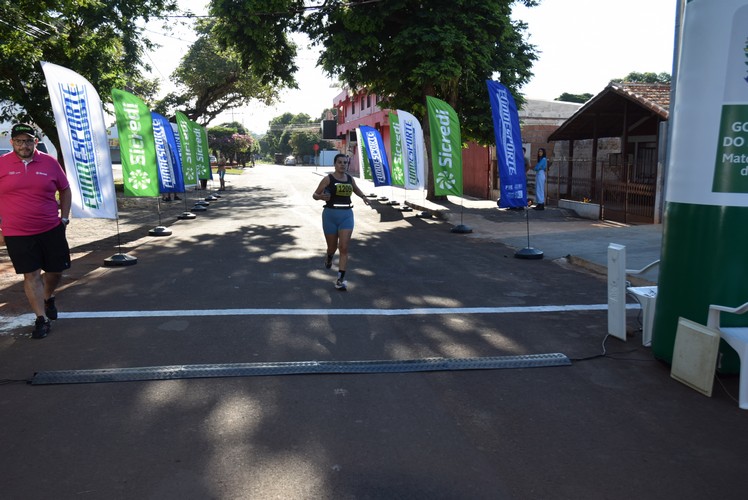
top-left (367, 95), bottom-right (371, 108)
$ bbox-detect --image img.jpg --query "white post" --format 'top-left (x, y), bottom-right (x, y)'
top-left (608, 243), bottom-right (627, 341)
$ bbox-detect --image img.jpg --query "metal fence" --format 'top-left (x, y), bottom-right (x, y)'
top-left (545, 158), bottom-right (656, 223)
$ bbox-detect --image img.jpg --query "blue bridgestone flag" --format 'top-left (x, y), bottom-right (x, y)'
top-left (487, 80), bottom-right (527, 208)
top-left (360, 126), bottom-right (392, 187)
top-left (152, 112), bottom-right (185, 194)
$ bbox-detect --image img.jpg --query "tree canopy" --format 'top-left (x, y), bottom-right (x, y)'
top-left (0, 0), bottom-right (177, 157)
top-left (614, 71), bottom-right (671, 84)
top-left (255, 112), bottom-right (333, 158)
top-left (154, 19), bottom-right (281, 125)
top-left (208, 121), bottom-right (256, 166)
top-left (556, 93), bottom-right (593, 104)
top-left (558, 72), bottom-right (671, 104)
top-left (210, 0), bottom-right (539, 146)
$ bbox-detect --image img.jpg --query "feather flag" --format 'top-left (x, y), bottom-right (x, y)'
top-left (396, 109), bottom-right (425, 190)
top-left (175, 112), bottom-right (198, 187)
top-left (487, 80), bottom-right (527, 208)
top-left (152, 112), bottom-right (185, 194)
top-left (427, 96), bottom-right (463, 197)
top-left (41, 61), bottom-right (117, 218)
top-left (388, 112), bottom-right (405, 187)
top-left (112, 89), bottom-right (159, 197)
top-left (360, 126), bottom-right (391, 187)
top-left (355, 127), bottom-right (372, 180)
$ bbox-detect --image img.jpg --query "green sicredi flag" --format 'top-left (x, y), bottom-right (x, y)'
top-left (427, 96), bottom-right (463, 197)
top-left (112, 89), bottom-right (159, 197)
top-left (389, 112), bottom-right (405, 187)
top-left (195, 123), bottom-right (211, 180)
top-left (355, 127), bottom-right (372, 180)
top-left (175, 111), bottom-right (198, 187)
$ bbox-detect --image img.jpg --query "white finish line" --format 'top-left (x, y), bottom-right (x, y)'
top-left (1, 303), bottom-right (642, 333)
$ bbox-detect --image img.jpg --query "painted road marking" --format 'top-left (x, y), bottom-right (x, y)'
top-left (0, 303), bottom-right (642, 334)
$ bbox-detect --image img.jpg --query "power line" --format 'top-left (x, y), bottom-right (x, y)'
top-left (164, 0), bottom-right (383, 18)
top-left (268, 122), bottom-right (322, 132)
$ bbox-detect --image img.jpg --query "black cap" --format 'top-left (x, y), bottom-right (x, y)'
top-left (11, 123), bottom-right (37, 139)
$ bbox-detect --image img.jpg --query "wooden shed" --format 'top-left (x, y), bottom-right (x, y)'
top-left (548, 82), bottom-right (670, 223)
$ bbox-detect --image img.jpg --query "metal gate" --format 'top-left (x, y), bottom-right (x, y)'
top-left (546, 158), bottom-right (656, 223)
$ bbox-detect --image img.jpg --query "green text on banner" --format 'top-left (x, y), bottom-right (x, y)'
top-left (427, 96), bottom-right (463, 197)
top-left (355, 127), bottom-right (372, 180)
top-left (175, 112), bottom-right (198, 187)
top-left (389, 112), bottom-right (405, 187)
top-left (112, 89), bottom-right (159, 197)
top-left (196, 123), bottom-right (211, 180)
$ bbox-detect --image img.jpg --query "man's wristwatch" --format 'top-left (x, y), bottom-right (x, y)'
top-left (61, 217), bottom-right (69, 225)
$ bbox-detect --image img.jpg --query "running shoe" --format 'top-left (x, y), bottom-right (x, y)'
top-left (325, 254), bottom-right (333, 269)
top-left (44, 296), bottom-right (57, 320)
top-left (32, 317), bottom-right (51, 339)
top-left (335, 279), bottom-right (347, 291)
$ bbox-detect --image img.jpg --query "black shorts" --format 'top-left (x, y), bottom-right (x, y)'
top-left (5, 223), bottom-right (71, 274)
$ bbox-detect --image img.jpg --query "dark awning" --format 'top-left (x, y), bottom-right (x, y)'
top-left (548, 82), bottom-right (670, 141)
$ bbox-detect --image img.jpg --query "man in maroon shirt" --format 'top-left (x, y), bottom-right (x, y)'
top-left (0, 124), bottom-right (71, 338)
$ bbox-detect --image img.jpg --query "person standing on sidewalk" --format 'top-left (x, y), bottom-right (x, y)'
top-left (312, 154), bottom-right (370, 291)
top-left (0, 124), bottom-right (71, 338)
top-left (217, 159), bottom-right (227, 191)
top-left (533, 147), bottom-right (548, 210)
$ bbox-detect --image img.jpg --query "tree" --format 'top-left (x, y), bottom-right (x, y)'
top-left (260, 112), bottom-right (319, 156)
top-left (208, 122), bottom-right (255, 166)
top-left (288, 130), bottom-right (333, 159)
top-left (212, 0), bottom-right (537, 145)
top-left (154, 19), bottom-right (281, 125)
top-left (556, 93), bottom-right (593, 104)
top-left (613, 72), bottom-right (671, 84)
top-left (212, 0), bottom-right (539, 198)
top-left (0, 0), bottom-right (177, 160)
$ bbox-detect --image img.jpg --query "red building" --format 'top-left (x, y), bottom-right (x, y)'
top-left (332, 88), bottom-right (391, 176)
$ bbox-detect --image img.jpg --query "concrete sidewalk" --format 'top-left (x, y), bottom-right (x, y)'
top-left (354, 178), bottom-right (662, 284)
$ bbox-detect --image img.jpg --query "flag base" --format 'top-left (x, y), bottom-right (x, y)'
top-left (387, 201), bottom-right (400, 206)
top-left (103, 253), bottom-right (138, 267)
top-left (451, 224), bottom-right (473, 234)
top-left (205, 195), bottom-right (218, 201)
top-left (178, 212), bottom-right (197, 220)
top-left (195, 200), bottom-right (210, 206)
top-left (514, 247), bottom-right (544, 260)
top-left (416, 211), bottom-right (433, 218)
top-left (148, 226), bottom-right (172, 237)
top-left (378, 197), bottom-right (389, 201)
top-left (191, 204), bottom-right (207, 212)
top-left (400, 206), bottom-right (413, 212)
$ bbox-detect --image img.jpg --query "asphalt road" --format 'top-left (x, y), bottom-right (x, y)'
top-left (1, 165), bottom-right (747, 499)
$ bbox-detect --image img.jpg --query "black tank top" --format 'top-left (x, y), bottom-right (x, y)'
top-left (325, 173), bottom-right (354, 208)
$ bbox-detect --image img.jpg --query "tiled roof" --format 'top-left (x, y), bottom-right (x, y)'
top-left (548, 81), bottom-right (671, 141)
top-left (611, 82), bottom-right (670, 117)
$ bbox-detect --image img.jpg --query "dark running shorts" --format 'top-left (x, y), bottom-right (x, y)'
top-left (4, 223), bottom-right (71, 274)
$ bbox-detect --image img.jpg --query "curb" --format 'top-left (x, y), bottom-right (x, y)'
top-left (566, 255), bottom-right (656, 286)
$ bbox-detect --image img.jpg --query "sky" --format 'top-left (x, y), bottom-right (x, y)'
top-left (144, 0), bottom-right (678, 134)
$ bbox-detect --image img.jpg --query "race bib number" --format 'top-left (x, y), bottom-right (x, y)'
top-left (336, 183), bottom-right (353, 197)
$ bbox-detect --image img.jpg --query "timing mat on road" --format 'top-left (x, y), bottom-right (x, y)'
top-left (30, 354), bottom-right (572, 385)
